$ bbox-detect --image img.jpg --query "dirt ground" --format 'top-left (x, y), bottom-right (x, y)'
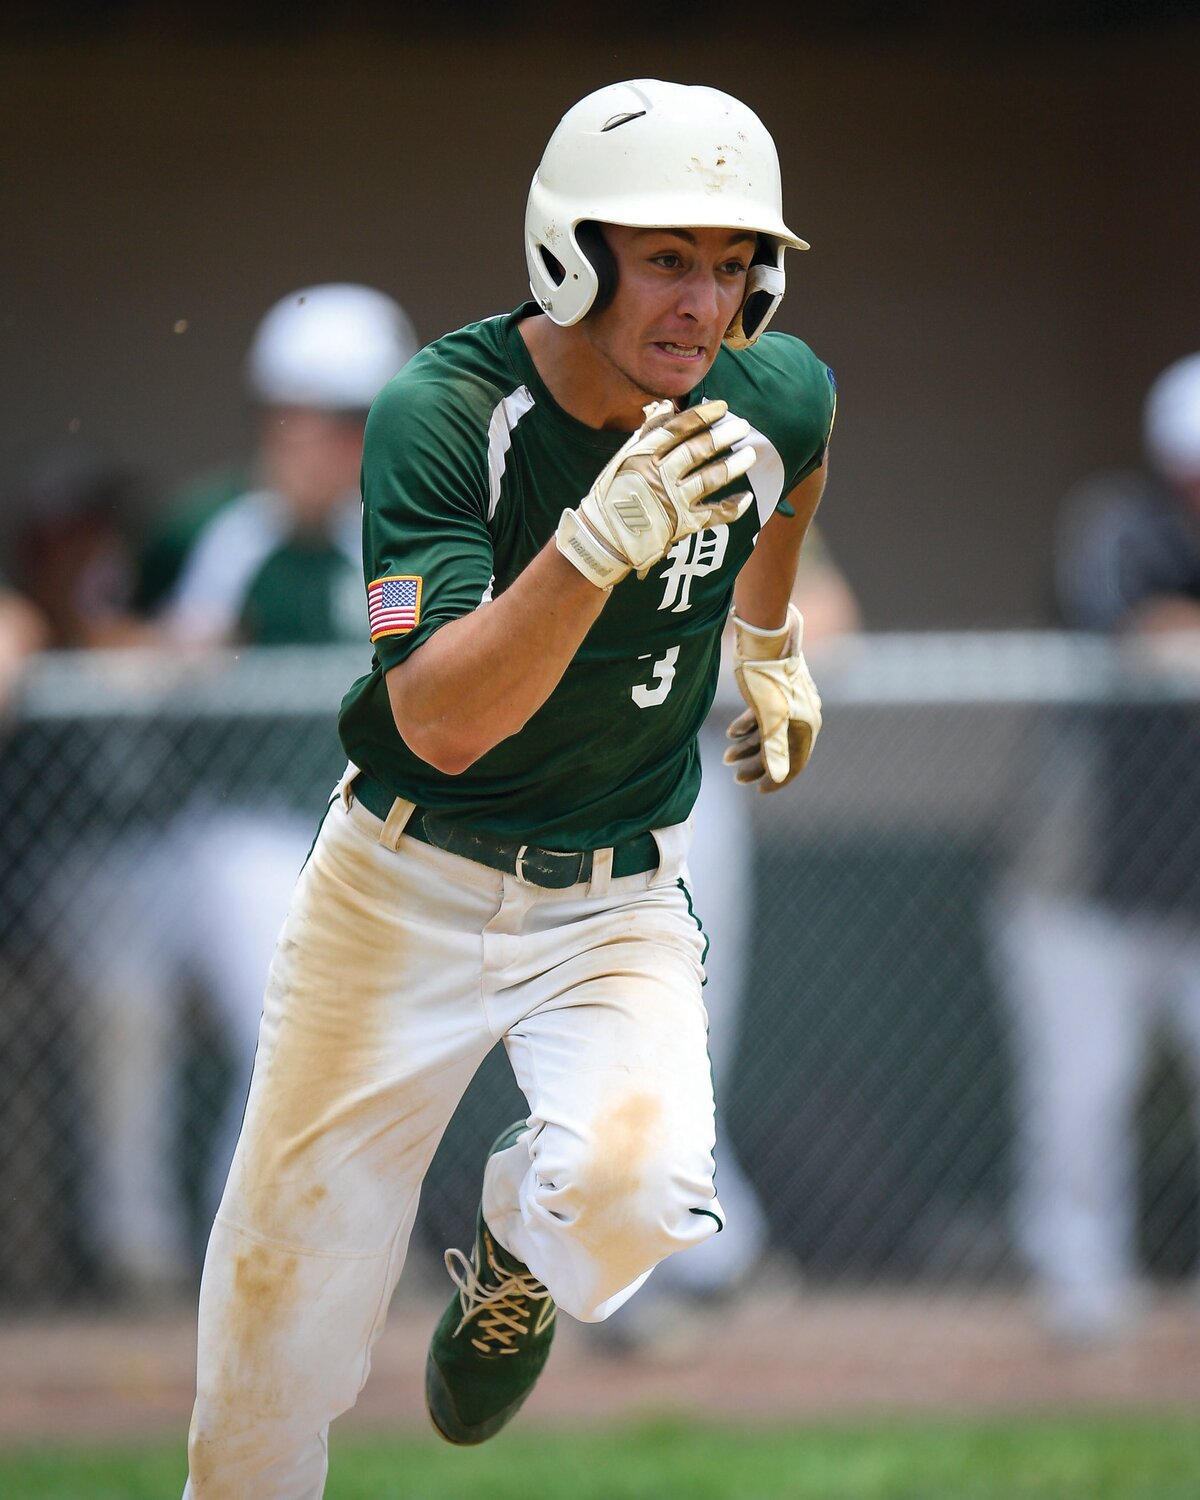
top-left (3, 1283), bottom-right (1199, 1446)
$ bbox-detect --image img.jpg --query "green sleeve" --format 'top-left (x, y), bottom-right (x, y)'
top-left (777, 338), bottom-right (837, 494)
top-left (360, 366), bottom-right (496, 670)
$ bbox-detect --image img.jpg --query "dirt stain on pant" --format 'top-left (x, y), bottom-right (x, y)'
top-left (570, 1091), bottom-right (671, 1293)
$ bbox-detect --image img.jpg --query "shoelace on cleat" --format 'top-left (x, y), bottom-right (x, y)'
top-left (444, 1246), bottom-right (556, 1356)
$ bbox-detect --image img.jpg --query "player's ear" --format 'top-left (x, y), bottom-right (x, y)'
top-left (576, 222), bottom-right (618, 316)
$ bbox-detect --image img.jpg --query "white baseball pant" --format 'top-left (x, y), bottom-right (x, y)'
top-left (995, 891), bottom-right (1200, 1334)
top-left (184, 771), bottom-right (721, 1499)
top-left (636, 720), bottom-right (768, 1296)
top-left (50, 801), bottom-right (312, 1288)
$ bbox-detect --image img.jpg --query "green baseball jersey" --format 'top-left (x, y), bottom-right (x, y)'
top-left (133, 467), bottom-right (249, 612)
top-left (166, 488), bottom-right (367, 645)
top-left (339, 303), bottom-right (835, 848)
top-left (161, 486), bottom-right (369, 813)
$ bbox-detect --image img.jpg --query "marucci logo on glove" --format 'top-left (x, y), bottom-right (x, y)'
top-left (368, 575), bottom-right (422, 640)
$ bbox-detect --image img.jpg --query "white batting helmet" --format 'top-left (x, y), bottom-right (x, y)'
top-left (1143, 351), bottom-right (1200, 478)
top-left (525, 80), bottom-right (808, 349)
top-left (246, 283), bottom-right (419, 411)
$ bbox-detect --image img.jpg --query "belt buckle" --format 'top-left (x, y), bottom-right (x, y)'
top-left (514, 844), bottom-right (587, 889)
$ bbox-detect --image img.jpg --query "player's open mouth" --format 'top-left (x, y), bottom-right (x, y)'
top-left (655, 342), bottom-right (704, 360)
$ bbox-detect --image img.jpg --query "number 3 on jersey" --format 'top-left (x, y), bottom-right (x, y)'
top-left (631, 645), bottom-right (679, 708)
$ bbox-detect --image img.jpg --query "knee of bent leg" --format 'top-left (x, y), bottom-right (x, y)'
top-left (537, 1108), bottom-right (715, 1255)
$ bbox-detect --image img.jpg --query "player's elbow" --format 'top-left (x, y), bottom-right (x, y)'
top-left (394, 719), bottom-right (481, 776)
top-left (386, 662), bottom-right (526, 773)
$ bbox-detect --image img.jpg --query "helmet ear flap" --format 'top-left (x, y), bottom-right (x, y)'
top-left (724, 240), bottom-right (786, 349)
top-left (575, 222), bottom-right (617, 316)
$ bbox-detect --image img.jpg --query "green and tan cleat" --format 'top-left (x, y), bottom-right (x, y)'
top-left (425, 1123), bottom-right (557, 1445)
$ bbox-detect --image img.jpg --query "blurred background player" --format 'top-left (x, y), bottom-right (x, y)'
top-left (0, 446), bottom-right (152, 1298)
top-left (992, 351), bottom-right (1200, 1343)
top-left (155, 284), bottom-right (417, 644)
top-left (2, 445), bottom-right (148, 653)
top-left (66, 286), bottom-right (419, 1296)
top-left (0, 587), bottom-right (48, 708)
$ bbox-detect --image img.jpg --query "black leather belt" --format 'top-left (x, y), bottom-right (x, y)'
top-left (351, 773), bottom-right (659, 890)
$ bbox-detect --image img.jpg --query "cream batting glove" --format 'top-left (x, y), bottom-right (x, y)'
top-left (555, 398), bottom-right (756, 590)
top-left (723, 602), bottom-right (823, 792)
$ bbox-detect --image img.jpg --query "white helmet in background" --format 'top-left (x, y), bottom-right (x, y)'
top-left (525, 80), bottom-right (808, 349)
top-left (1143, 351), bottom-right (1200, 479)
top-left (246, 283), bottom-right (419, 411)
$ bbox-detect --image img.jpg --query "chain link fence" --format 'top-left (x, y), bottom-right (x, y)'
top-left (2, 636), bottom-right (1198, 1327)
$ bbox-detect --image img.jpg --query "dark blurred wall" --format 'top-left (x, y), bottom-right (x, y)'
top-left (2, 20), bottom-right (1199, 625)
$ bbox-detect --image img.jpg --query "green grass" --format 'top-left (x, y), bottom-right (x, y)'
top-left (3, 1417), bottom-right (1199, 1499)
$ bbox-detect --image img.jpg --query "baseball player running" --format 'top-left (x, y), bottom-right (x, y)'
top-left (184, 78), bottom-right (837, 1498)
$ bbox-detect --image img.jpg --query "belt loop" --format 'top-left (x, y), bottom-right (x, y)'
top-left (648, 815), bottom-right (694, 887)
top-left (337, 761), bottom-right (360, 811)
top-left (379, 796), bottom-right (417, 852)
top-left (587, 846), bottom-right (613, 898)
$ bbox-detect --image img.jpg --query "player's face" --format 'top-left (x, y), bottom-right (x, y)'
top-left (255, 408), bottom-right (367, 520)
top-left (584, 226), bottom-right (756, 405)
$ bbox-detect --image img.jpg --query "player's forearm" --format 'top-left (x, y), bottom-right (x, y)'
top-left (385, 543), bottom-right (608, 774)
top-left (734, 524), bottom-right (802, 629)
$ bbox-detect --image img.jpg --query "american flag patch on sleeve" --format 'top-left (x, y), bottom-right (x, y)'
top-left (367, 575), bottom-right (421, 640)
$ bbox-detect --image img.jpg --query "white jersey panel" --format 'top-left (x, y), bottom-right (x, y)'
top-left (164, 489), bottom-right (290, 644)
top-left (742, 425), bottom-right (786, 527)
top-left (487, 386), bottom-right (536, 521)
